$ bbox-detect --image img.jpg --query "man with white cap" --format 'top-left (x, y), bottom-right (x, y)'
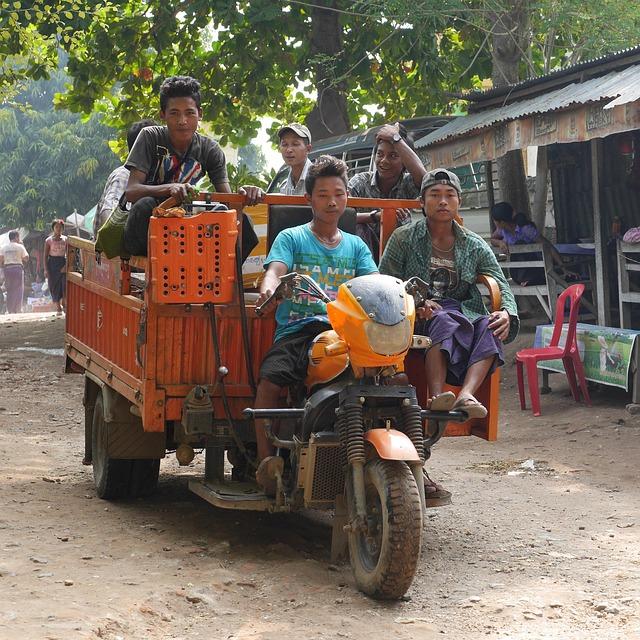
top-left (240, 123), bottom-right (313, 204)
top-left (275, 123), bottom-right (313, 195)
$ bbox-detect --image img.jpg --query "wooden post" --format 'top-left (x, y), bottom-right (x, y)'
top-left (617, 239), bottom-right (631, 328)
top-left (485, 160), bottom-right (496, 234)
top-left (379, 207), bottom-right (397, 260)
top-left (591, 139), bottom-right (610, 326)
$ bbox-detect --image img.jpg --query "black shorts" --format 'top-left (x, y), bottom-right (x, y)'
top-left (259, 321), bottom-right (329, 387)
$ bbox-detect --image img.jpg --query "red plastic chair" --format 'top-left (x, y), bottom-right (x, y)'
top-left (516, 283), bottom-right (591, 416)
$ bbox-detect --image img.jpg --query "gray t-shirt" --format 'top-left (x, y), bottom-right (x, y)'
top-left (125, 126), bottom-right (227, 187)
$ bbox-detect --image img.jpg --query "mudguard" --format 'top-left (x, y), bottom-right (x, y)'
top-left (364, 429), bottom-right (420, 462)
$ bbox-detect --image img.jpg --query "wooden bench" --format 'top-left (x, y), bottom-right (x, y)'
top-left (496, 243), bottom-right (556, 321)
top-left (617, 240), bottom-right (640, 329)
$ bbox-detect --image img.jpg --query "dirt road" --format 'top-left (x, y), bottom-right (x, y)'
top-left (1, 313), bottom-right (639, 640)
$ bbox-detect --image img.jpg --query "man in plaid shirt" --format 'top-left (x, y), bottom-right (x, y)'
top-left (380, 168), bottom-right (519, 506)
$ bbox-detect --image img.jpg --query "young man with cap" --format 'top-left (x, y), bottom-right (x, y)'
top-left (239, 123), bottom-right (312, 204)
top-left (380, 168), bottom-right (519, 505)
top-left (276, 123), bottom-right (313, 195)
top-left (381, 167), bottom-right (519, 414)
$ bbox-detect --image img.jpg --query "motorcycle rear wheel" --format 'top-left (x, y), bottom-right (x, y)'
top-left (346, 459), bottom-right (423, 599)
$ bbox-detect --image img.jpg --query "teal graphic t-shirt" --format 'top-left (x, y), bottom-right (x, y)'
top-left (265, 224), bottom-right (377, 341)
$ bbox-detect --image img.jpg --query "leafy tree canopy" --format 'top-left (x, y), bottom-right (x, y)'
top-left (0, 70), bottom-right (119, 228)
top-left (1, 0), bottom-right (492, 143)
top-left (1, 1), bottom-right (639, 145)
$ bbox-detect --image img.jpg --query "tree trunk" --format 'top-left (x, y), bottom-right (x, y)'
top-left (490, 0), bottom-right (531, 217)
top-left (305, 0), bottom-right (351, 142)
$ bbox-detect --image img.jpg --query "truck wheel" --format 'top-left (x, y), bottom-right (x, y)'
top-left (346, 459), bottom-right (422, 600)
top-left (92, 393), bottom-right (132, 499)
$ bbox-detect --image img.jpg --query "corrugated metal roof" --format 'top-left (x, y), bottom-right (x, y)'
top-left (463, 44), bottom-right (640, 103)
top-left (415, 64), bottom-right (640, 149)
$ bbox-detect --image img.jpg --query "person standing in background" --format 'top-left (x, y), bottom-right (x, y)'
top-left (239, 123), bottom-right (314, 204)
top-left (0, 230), bottom-right (29, 313)
top-left (44, 219), bottom-right (68, 314)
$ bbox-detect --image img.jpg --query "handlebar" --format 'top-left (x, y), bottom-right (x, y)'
top-left (404, 276), bottom-right (436, 309)
top-left (255, 273), bottom-right (438, 318)
top-left (255, 272), bottom-right (331, 317)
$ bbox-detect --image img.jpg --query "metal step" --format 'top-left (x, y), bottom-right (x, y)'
top-left (189, 477), bottom-right (287, 512)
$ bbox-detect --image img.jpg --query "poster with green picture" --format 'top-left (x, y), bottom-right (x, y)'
top-left (533, 323), bottom-right (638, 390)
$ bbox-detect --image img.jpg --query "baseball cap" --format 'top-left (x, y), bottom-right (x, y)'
top-left (277, 123), bottom-right (312, 143)
top-left (420, 168), bottom-right (462, 196)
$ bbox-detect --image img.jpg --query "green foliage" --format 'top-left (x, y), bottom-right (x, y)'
top-left (527, 0), bottom-right (640, 72)
top-left (2, 0), bottom-right (639, 153)
top-left (238, 143), bottom-right (267, 175)
top-left (0, 1), bottom-right (492, 141)
top-left (260, 166), bottom-right (278, 187)
top-left (0, 71), bottom-right (119, 228)
top-left (225, 163), bottom-right (264, 192)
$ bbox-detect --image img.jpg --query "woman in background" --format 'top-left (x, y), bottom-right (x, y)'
top-left (490, 202), bottom-right (545, 286)
top-left (0, 230), bottom-right (29, 313)
top-left (44, 219), bottom-right (67, 314)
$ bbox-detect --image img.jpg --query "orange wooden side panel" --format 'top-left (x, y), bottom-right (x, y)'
top-left (404, 350), bottom-right (499, 441)
top-left (146, 305), bottom-right (275, 417)
top-left (66, 278), bottom-right (142, 380)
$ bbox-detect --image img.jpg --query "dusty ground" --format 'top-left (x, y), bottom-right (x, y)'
top-left (0, 312), bottom-right (639, 640)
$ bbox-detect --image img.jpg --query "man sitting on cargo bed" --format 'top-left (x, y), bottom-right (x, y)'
top-left (253, 155), bottom-right (377, 495)
top-left (122, 75), bottom-right (257, 260)
top-left (349, 122), bottom-right (425, 261)
top-left (239, 122), bottom-right (313, 203)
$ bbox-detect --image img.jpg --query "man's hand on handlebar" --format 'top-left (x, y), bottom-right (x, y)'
top-left (167, 183), bottom-right (196, 203)
top-left (255, 288), bottom-right (279, 316)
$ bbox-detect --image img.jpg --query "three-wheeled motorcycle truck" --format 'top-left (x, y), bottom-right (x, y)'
top-left (65, 193), bottom-right (500, 599)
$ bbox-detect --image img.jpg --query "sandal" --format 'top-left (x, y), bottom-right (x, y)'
top-left (255, 455), bottom-right (284, 497)
top-left (427, 391), bottom-right (456, 412)
top-left (452, 394), bottom-right (487, 419)
top-left (423, 469), bottom-right (452, 508)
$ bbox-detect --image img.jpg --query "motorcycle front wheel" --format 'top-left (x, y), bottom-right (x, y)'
top-left (346, 459), bottom-right (423, 599)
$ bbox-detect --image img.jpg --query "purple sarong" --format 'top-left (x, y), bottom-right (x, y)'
top-left (4, 264), bottom-right (24, 314)
top-left (415, 298), bottom-right (503, 386)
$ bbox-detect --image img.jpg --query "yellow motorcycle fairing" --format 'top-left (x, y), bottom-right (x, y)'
top-left (305, 330), bottom-right (350, 389)
top-left (327, 274), bottom-right (415, 370)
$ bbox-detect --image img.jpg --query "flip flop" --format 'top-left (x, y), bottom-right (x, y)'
top-left (428, 391), bottom-right (456, 412)
top-left (452, 394), bottom-right (487, 419)
top-left (425, 392), bottom-right (456, 440)
top-left (255, 455), bottom-right (284, 497)
top-left (423, 470), bottom-right (452, 508)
